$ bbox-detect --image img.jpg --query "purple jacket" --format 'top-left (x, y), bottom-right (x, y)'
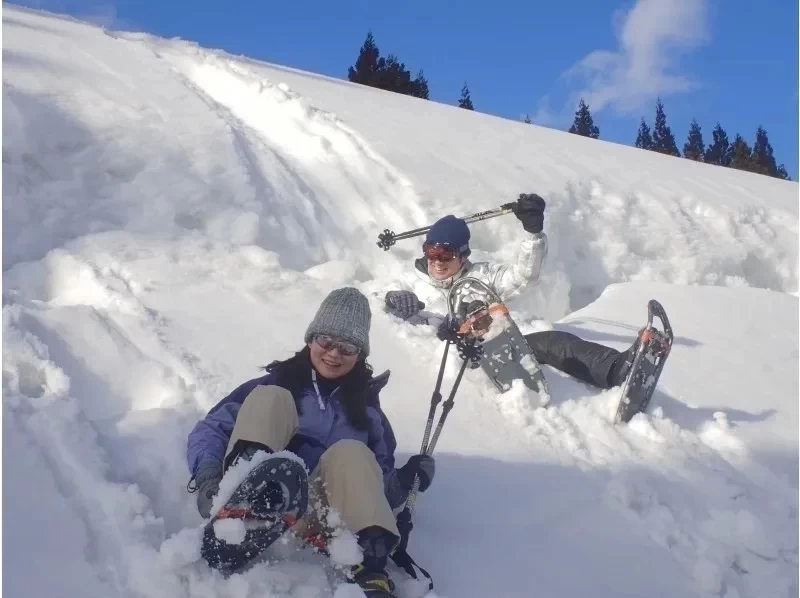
top-left (186, 367), bottom-right (408, 507)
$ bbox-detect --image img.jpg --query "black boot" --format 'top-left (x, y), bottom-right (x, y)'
top-left (350, 526), bottom-right (399, 597)
top-left (224, 439), bottom-right (273, 469)
top-left (223, 440), bottom-right (283, 516)
top-left (607, 331), bottom-right (643, 388)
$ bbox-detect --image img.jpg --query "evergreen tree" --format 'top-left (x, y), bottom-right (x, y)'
top-left (523, 114), bottom-right (532, 124)
top-left (727, 134), bottom-right (755, 172)
top-left (567, 98), bottom-right (599, 138)
top-left (703, 123), bottom-right (730, 166)
top-left (750, 126), bottom-right (778, 177)
top-left (347, 31), bottom-right (380, 85)
top-left (651, 98), bottom-right (680, 156)
top-left (458, 82), bottom-right (474, 110)
top-left (347, 32), bottom-right (430, 99)
top-left (682, 119), bottom-right (705, 161)
top-left (776, 165), bottom-right (790, 180)
top-left (374, 55), bottom-right (407, 92)
top-left (410, 69), bottom-right (429, 99)
top-left (635, 118), bottom-right (653, 150)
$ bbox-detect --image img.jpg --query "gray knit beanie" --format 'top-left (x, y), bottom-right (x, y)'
top-left (304, 287), bottom-right (372, 356)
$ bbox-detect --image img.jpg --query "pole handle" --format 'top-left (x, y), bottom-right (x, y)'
top-left (376, 203), bottom-right (516, 251)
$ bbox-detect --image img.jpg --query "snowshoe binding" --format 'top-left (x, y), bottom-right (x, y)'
top-left (446, 277), bottom-right (550, 402)
top-left (614, 300), bottom-right (674, 423)
top-left (200, 454), bottom-right (309, 574)
top-left (350, 564), bottom-right (397, 597)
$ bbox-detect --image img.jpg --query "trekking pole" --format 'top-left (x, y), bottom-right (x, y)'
top-left (377, 203), bottom-right (516, 250)
top-left (418, 338), bottom-right (451, 455)
top-left (390, 334), bottom-right (482, 590)
top-left (403, 349), bottom-right (471, 518)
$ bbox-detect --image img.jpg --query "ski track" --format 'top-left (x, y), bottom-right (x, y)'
top-left (143, 41), bottom-right (427, 272)
top-left (3, 8), bottom-right (798, 598)
top-left (4, 309), bottom-right (172, 596)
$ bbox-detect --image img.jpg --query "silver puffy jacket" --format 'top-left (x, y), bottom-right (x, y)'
top-left (386, 232), bottom-right (548, 328)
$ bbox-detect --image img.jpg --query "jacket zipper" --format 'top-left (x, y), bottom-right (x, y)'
top-left (311, 369), bottom-right (326, 411)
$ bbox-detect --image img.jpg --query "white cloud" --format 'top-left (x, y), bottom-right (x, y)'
top-left (564, 0), bottom-right (710, 114)
top-left (530, 95), bottom-right (563, 128)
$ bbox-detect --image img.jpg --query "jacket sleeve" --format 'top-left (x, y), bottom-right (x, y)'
top-left (186, 373), bottom-right (274, 476)
top-left (366, 404), bottom-right (395, 473)
top-left (487, 232), bottom-right (548, 299)
top-left (406, 310), bottom-right (445, 329)
top-left (366, 405), bottom-right (410, 509)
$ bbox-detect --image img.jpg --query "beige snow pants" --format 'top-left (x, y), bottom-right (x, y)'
top-left (224, 385), bottom-right (399, 537)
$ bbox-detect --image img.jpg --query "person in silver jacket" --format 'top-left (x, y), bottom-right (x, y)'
top-left (384, 193), bottom-right (639, 390)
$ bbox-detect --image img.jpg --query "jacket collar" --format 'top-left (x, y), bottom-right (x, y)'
top-left (370, 369), bottom-right (391, 393)
top-left (414, 256), bottom-right (472, 290)
top-left (309, 368), bottom-right (391, 398)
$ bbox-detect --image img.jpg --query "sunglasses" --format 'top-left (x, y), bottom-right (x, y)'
top-left (314, 334), bottom-right (361, 356)
top-left (423, 243), bottom-right (459, 262)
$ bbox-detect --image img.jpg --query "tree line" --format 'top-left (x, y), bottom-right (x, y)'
top-left (570, 97), bottom-right (790, 180)
top-left (347, 32), bottom-right (791, 181)
top-left (347, 31), bottom-right (475, 108)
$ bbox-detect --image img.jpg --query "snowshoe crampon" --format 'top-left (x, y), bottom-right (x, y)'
top-left (201, 455), bottom-right (308, 573)
top-left (615, 300), bottom-right (674, 424)
top-left (446, 277), bottom-right (550, 401)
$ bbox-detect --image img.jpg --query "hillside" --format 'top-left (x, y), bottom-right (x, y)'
top-left (3, 5), bottom-right (798, 598)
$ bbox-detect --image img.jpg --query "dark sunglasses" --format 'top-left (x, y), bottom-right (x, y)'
top-left (423, 242), bottom-right (459, 262)
top-left (314, 334), bottom-right (360, 356)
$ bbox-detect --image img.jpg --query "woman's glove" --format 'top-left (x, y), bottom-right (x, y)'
top-left (194, 461), bottom-right (223, 518)
top-left (397, 454), bottom-right (436, 493)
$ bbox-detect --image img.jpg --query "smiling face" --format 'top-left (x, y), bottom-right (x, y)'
top-left (427, 255), bottom-right (465, 281)
top-left (308, 335), bottom-right (359, 379)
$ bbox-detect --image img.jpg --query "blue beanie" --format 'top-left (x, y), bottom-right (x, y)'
top-left (425, 215), bottom-right (471, 257)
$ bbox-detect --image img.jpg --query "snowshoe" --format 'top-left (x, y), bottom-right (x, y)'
top-left (446, 277), bottom-right (550, 402)
top-left (614, 300), bottom-right (674, 423)
top-left (201, 455), bottom-right (309, 573)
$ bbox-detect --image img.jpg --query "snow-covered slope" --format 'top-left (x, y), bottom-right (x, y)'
top-left (3, 6), bottom-right (797, 598)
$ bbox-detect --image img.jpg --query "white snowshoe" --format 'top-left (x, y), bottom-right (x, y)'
top-left (446, 277), bottom-right (550, 402)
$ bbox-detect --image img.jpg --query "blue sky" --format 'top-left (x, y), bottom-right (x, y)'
top-left (16, 0), bottom-right (799, 178)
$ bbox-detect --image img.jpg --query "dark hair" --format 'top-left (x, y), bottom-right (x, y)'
top-left (263, 346), bottom-right (373, 431)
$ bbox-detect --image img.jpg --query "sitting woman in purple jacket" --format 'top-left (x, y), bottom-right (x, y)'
top-left (186, 287), bottom-right (434, 598)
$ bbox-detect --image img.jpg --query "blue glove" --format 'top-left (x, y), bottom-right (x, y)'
top-left (385, 290), bottom-right (424, 320)
top-left (193, 461), bottom-right (223, 518)
top-left (397, 454), bottom-right (436, 493)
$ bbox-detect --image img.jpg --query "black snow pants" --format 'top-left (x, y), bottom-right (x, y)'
top-left (523, 330), bottom-right (622, 389)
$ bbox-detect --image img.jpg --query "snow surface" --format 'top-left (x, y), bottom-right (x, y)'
top-left (3, 6), bottom-right (798, 598)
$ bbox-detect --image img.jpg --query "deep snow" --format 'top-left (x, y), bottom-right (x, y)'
top-left (3, 5), bottom-right (798, 598)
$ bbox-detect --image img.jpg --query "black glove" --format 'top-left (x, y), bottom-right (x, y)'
top-left (194, 461), bottom-right (223, 519)
top-left (512, 193), bottom-right (546, 234)
top-left (436, 315), bottom-right (461, 342)
top-left (397, 454), bottom-right (436, 493)
top-left (385, 290), bottom-right (424, 320)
